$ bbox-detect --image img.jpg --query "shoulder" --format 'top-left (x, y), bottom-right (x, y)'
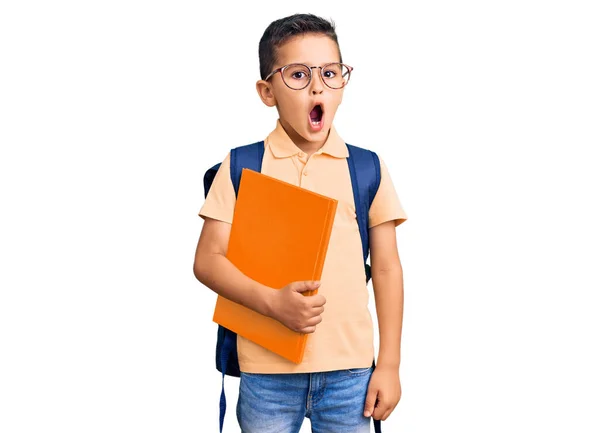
top-left (345, 143), bottom-right (382, 185)
top-left (345, 143), bottom-right (381, 169)
top-left (345, 142), bottom-right (378, 155)
top-left (210, 141), bottom-right (264, 164)
top-left (231, 140), bottom-right (265, 152)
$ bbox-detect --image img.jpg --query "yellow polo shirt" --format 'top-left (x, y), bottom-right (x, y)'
top-left (199, 119), bottom-right (407, 373)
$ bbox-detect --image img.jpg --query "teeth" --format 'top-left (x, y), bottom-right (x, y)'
top-left (311, 120), bottom-right (321, 125)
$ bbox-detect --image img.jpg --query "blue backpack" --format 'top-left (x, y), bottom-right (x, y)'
top-left (203, 140), bottom-right (383, 433)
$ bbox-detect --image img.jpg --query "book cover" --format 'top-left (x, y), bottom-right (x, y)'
top-left (212, 168), bottom-right (338, 364)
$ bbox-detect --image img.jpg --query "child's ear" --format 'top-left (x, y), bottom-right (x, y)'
top-left (256, 80), bottom-right (276, 107)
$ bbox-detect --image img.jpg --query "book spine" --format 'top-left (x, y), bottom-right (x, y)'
top-left (294, 199), bottom-right (338, 363)
top-left (311, 199), bottom-right (337, 285)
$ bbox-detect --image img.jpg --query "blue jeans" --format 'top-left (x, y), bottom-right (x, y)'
top-left (236, 366), bottom-right (373, 433)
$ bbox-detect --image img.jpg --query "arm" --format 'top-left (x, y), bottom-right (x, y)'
top-left (370, 220), bottom-right (404, 369)
top-left (193, 217), bottom-right (325, 333)
top-left (193, 217), bottom-right (275, 317)
top-left (363, 220), bottom-right (404, 421)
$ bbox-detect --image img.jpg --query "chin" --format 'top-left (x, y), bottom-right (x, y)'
top-left (284, 118), bottom-right (329, 143)
top-left (304, 127), bottom-right (329, 142)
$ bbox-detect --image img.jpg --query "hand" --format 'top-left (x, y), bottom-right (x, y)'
top-left (364, 366), bottom-right (401, 421)
top-left (270, 281), bottom-right (326, 334)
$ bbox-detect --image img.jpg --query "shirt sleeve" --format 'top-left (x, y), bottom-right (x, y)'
top-left (368, 156), bottom-right (408, 228)
top-left (198, 152), bottom-right (236, 224)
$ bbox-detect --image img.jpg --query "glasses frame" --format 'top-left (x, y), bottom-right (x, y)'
top-left (264, 62), bottom-right (354, 90)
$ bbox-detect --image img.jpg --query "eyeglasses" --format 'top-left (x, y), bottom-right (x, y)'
top-left (264, 62), bottom-right (353, 90)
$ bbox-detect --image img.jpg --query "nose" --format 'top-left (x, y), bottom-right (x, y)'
top-left (310, 67), bottom-right (324, 94)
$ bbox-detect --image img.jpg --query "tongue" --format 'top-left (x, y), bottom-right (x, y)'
top-left (310, 106), bottom-right (322, 121)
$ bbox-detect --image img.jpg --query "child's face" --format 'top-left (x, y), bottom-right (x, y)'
top-left (257, 33), bottom-right (345, 146)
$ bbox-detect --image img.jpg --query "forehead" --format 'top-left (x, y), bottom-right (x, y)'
top-left (275, 34), bottom-right (340, 66)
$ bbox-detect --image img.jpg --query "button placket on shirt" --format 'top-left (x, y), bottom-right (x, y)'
top-left (297, 151), bottom-right (309, 185)
top-left (298, 149), bottom-right (324, 186)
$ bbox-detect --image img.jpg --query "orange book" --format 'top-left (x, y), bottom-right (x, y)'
top-left (212, 168), bottom-right (338, 364)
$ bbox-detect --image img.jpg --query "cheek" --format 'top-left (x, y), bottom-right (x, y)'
top-left (280, 100), bottom-right (307, 119)
top-left (328, 96), bottom-right (343, 112)
top-left (275, 94), bottom-right (294, 109)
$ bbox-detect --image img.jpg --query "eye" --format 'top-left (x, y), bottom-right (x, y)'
top-left (291, 71), bottom-right (307, 80)
top-left (323, 68), bottom-right (338, 79)
top-left (284, 65), bottom-right (310, 82)
top-left (323, 69), bottom-right (337, 79)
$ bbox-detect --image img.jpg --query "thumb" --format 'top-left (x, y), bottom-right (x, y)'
top-left (293, 280), bottom-right (320, 293)
top-left (364, 386), bottom-right (378, 417)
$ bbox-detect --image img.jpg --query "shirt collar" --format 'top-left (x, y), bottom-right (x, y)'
top-left (266, 119), bottom-right (349, 159)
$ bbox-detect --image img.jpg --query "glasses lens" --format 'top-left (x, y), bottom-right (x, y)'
top-left (282, 64), bottom-right (311, 89)
top-left (322, 63), bottom-right (350, 89)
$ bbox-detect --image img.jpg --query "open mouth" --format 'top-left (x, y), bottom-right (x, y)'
top-left (309, 104), bottom-right (324, 130)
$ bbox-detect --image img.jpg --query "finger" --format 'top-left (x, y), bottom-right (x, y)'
top-left (299, 325), bottom-right (316, 334)
top-left (363, 387), bottom-right (378, 417)
top-left (373, 400), bottom-right (393, 421)
top-left (373, 405), bottom-right (383, 420)
top-left (311, 305), bottom-right (325, 315)
top-left (294, 280), bottom-right (320, 293)
top-left (307, 305), bottom-right (324, 316)
top-left (383, 402), bottom-right (397, 421)
top-left (381, 408), bottom-right (393, 421)
top-left (390, 400), bottom-right (400, 418)
top-left (385, 400), bottom-right (399, 420)
top-left (309, 295), bottom-right (326, 307)
top-left (305, 315), bottom-right (322, 326)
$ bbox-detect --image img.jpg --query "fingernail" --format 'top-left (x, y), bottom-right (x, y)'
top-left (364, 411), bottom-right (370, 417)
top-left (314, 281), bottom-right (320, 286)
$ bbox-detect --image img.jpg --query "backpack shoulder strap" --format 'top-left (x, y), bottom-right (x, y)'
top-left (203, 163), bottom-right (221, 199)
top-left (346, 144), bottom-right (382, 282)
top-left (347, 145), bottom-right (383, 433)
top-left (229, 141), bottom-right (265, 197)
top-left (216, 140), bottom-right (264, 433)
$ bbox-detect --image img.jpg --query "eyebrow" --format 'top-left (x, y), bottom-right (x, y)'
top-left (291, 61), bottom-right (339, 66)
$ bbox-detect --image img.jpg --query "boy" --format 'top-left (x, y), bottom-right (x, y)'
top-left (194, 13), bottom-right (407, 433)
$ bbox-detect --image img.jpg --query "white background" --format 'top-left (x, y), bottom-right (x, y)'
top-left (1, 1), bottom-right (599, 432)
